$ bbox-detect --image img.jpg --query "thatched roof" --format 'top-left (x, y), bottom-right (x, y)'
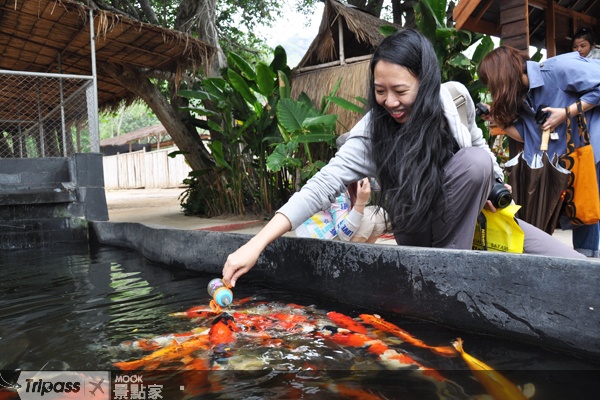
top-left (295, 0), bottom-right (398, 69)
top-left (292, 0), bottom-right (401, 135)
top-left (0, 0), bottom-right (213, 114)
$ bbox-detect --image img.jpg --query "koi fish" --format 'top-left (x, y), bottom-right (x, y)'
top-left (120, 330), bottom-right (207, 351)
top-left (114, 334), bottom-right (211, 371)
top-left (452, 338), bottom-right (534, 400)
top-left (325, 383), bottom-right (384, 400)
top-left (0, 389), bottom-right (19, 400)
top-left (170, 305), bottom-right (216, 319)
top-left (209, 313), bottom-right (238, 346)
top-left (323, 328), bottom-right (445, 381)
top-left (327, 311), bottom-right (368, 334)
top-left (268, 312), bottom-right (310, 332)
top-left (170, 297), bottom-right (255, 318)
top-left (360, 314), bottom-right (457, 357)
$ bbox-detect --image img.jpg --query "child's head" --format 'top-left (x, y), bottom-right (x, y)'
top-left (572, 27), bottom-right (596, 58)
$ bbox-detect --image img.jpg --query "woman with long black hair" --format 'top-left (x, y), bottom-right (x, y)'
top-left (222, 29), bottom-right (584, 287)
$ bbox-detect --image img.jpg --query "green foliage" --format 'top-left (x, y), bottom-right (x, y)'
top-left (178, 46), bottom-right (360, 216)
top-left (267, 77), bottom-right (343, 184)
top-left (99, 102), bottom-right (160, 140)
top-left (179, 46), bottom-right (293, 216)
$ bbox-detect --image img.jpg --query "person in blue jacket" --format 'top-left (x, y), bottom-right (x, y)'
top-left (478, 45), bottom-right (600, 257)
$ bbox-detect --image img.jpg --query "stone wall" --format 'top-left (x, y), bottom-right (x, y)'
top-left (0, 153), bottom-right (108, 249)
top-left (90, 221), bottom-right (600, 361)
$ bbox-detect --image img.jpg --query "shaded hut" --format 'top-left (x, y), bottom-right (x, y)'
top-left (291, 0), bottom-right (401, 135)
top-left (0, 0), bottom-right (213, 158)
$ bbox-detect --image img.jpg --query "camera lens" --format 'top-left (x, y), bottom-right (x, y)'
top-left (488, 182), bottom-right (512, 209)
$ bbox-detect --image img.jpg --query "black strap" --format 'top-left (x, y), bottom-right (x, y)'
top-left (476, 212), bottom-right (487, 251)
top-left (576, 100), bottom-right (591, 145)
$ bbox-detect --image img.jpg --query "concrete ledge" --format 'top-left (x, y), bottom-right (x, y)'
top-left (196, 220), bottom-right (264, 232)
top-left (1, 217), bottom-right (88, 250)
top-left (90, 221), bottom-right (600, 361)
top-left (0, 187), bottom-right (76, 205)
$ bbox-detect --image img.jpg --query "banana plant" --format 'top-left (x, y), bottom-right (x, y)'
top-left (267, 75), bottom-right (364, 188)
top-left (178, 47), bottom-right (291, 215)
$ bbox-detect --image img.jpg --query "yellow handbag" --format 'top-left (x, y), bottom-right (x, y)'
top-left (473, 203), bottom-right (525, 253)
top-left (560, 101), bottom-right (600, 225)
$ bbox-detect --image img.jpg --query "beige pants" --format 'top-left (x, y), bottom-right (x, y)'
top-left (354, 206), bottom-right (389, 241)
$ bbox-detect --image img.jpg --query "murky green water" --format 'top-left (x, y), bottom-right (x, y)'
top-left (0, 243), bottom-right (598, 399)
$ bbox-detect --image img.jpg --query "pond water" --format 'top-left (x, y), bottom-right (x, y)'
top-left (0, 243), bottom-right (598, 399)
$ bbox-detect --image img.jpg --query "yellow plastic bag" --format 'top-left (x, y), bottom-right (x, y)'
top-left (472, 204), bottom-right (525, 253)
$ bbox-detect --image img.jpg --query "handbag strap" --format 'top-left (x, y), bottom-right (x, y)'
top-left (575, 100), bottom-right (591, 146)
top-left (565, 106), bottom-right (574, 154)
top-left (565, 100), bottom-right (591, 155)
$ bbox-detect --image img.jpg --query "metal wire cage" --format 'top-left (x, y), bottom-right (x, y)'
top-left (0, 70), bottom-right (98, 159)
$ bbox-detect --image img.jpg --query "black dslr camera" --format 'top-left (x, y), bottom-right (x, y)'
top-left (488, 179), bottom-right (512, 209)
top-left (475, 103), bottom-right (490, 117)
top-left (535, 104), bottom-right (550, 125)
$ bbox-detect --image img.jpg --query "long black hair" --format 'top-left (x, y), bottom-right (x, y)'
top-left (369, 29), bottom-right (454, 234)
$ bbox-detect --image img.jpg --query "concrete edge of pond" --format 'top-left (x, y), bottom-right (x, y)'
top-left (90, 220), bottom-right (600, 361)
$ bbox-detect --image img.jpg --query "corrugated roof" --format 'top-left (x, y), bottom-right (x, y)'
top-left (100, 124), bottom-right (166, 146)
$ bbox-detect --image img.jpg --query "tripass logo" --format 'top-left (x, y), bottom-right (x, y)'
top-left (15, 371), bottom-right (109, 400)
top-left (0, 371), bottom-right (22, 390)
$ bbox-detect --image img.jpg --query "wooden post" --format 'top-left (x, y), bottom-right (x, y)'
top-left (338, 17), bottom-right (345, 65)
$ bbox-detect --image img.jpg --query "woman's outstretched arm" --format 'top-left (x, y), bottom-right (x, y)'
top-left (222, 213), bottom-right (292, 287)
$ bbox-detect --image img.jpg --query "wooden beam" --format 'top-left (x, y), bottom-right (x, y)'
top-left (458, 17), bottom-right (501, 36)
top-left (338, 17), bottom-right (345, 65)
top-left (453, 0), bottom-right (483, 31)
top-left (294, 55), bottom-right (372, 74)
top-left (545, 0), bottom-right (556, 57)
top-left (500, 0), bottom-right (529, 50)
top-left (530, 0), bottom-right (597, 25)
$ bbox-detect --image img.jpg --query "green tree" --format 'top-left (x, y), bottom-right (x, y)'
top-left (99, 102), bottom-right (160, 140)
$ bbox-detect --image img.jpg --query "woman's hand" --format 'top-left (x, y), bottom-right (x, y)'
top-left (222, 213), bottom-right (292, 287)
top-left (356, 178), bottom-right (371, 206)
top-left (541, 107), bottom-right (567, 132)
top-left (483, 183), bottom-right (512, 213)
top-left (223, 242), bottom-right (260, 287)
top-left (479, 103), bottom-right (524, 142)
top-left (479, 103), bottom-right (494, 123)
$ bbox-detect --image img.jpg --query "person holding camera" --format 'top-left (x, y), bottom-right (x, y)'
top-left (223, 30), bottom-right (584, 287)
top-left (478, 45), bottom-right (600, 257)
top-left (295, 178), bottom-right (389, 243)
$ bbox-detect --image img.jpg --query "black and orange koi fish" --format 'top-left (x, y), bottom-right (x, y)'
top-left (360, 313), bottom-right (457, 357)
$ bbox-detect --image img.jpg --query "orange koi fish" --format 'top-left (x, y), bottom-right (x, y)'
top-left (208, 313), bottom-right (239, 346)
top-left (120, 331), bottom-right (204, 351)
top-left (170, 305), bottom-right (216, 319)
top-left (327, 311), bottom-right (368, 334)
top-left (324, 329), bottom-right (445, 381)
top-left (0, 389), bottom-right (19, 400)
top-left (360, 314), bottom-right (457, 357)
top-left (268, 312), bottom-right (310, 332)
top-left (114, 335), bottom-right (211, 371)
top-left (325, 383), bottom-right (384, 400)
top-left (452, 338), bottom-right (534, 400)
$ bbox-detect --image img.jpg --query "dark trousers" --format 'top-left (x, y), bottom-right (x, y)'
top-left (394, 147), bottom-right (493, 249)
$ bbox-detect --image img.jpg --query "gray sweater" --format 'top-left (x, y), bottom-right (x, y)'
top-left (278, 82), bottom-right (503, 229)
